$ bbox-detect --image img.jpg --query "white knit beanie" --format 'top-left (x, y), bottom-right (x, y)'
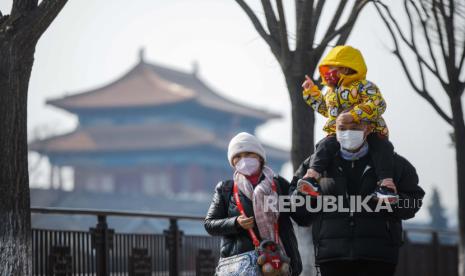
top-left (227, 132), bottom-right (267, 167)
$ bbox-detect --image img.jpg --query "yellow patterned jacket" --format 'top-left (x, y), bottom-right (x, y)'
top-left (303, 45), bottom-right (389, 136)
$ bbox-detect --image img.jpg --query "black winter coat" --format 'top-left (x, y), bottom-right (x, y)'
top-left (290, 153), bottom-right (425, 265)
top-left (204, 176), bottom-right (305, 276)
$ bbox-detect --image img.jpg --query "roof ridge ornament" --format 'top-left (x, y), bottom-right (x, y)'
top-left (192, 60), bottom-right (199, 77)
top-left (139, 47), bottom-right (145, 63)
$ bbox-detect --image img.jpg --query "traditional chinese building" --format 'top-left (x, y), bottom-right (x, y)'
top-left (30, 50), bottom-right (288, 197)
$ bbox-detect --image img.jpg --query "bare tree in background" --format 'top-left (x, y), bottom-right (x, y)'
top-left (236, 0), bottom-right (370, 170)
top-left (0, 0), bottom-right (67, 274)
top-left (375, 0), bottom-right (465, 275)
top-left (28, 124), bottom-right (58, 185)
top-left (235, 1), bottom-right (370, 274)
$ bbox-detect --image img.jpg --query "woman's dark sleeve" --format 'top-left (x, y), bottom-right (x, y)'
top-left (204, 182), bottom-right (241, 236)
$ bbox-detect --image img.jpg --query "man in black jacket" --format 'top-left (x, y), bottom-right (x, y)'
top-left (290, 112), bottom-right (425, 276)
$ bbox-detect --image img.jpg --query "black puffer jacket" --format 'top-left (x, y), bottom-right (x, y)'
top-left (290, 153), bottom-right (425, 265)
top-left (204, 176), bottom-right (305, 275)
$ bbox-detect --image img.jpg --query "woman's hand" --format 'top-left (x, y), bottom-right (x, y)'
top-left (236, 215), bottom-right (255, 230)
top-left (302, 75), bottom-right (315, 90)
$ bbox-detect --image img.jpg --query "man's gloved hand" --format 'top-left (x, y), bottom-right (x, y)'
top-left (379, 178), bottom-right (397, 193)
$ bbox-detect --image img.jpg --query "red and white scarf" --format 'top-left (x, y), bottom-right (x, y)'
top-left (233, 166), bottom-right (282, 247)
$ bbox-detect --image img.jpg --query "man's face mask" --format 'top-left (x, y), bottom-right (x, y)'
top-left (336, 130), bottom-right (365, 151)
top-left (323, 68), bottom-right (340, 87)
top-left (235, 157), bottom-right (260, 176)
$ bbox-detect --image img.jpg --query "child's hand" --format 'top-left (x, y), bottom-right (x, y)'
top-left (302, 75), bottom-right (315, 90)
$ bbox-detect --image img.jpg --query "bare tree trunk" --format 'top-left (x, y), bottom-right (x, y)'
top-left (285, 75), bottom-right (316, 170)
top-left (284, 75), bottom-right (316, 275)
top-left (0, 1), bottom-right (67, 273)
top-left (451, 96), bottom-right (465, 276)
top-left (0, 41), bottom-right (35, 276)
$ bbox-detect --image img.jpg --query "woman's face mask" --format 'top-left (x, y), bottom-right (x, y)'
top-left (336, 130), bottom-right (365, 151)
top-left (235, 157), bottom-right (260, 176)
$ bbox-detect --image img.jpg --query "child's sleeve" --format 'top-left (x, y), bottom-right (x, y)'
top-left (349, 81), bottom-right (386, 123)
top-left (303, 86), bottom-right (329, 118)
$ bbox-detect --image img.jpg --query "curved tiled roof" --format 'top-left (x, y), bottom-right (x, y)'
top-left (48, 64), bottom-right (195, 109)
top-left (48, 61), bottom-right (279, 121)
top-left (29, 124), bottom-right (289, 161)
top-left (30, 124), bottom-right (217, 153)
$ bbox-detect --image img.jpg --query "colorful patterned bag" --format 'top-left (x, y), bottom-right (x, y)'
top-left (215, 250), bottom-right (260, 276)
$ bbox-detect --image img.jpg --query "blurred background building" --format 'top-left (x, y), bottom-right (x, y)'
top-left (29, 49), bottom-right (289, 233)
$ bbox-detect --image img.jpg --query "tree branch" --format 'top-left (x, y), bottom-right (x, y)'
top-left (315, 26), bottom-right (345, 52)
top-left (276, 0), bottom-right (290, 64)
top-left (395, 48), bottom-right (453, 125)
top-left (408, 0), bottom-right (441, 78)
top-left (438, 0), bottom-right (457, 83)
top-left (309, 0), bottom-right (325, 47)
top-left (295, 0), bottom-right (303, 20)
top-left (420, 88), bottom-right (453, 125)
top-left (11, 0), bottom-right (37, 16)
top-left (432, 0), bottom-right (450, 70)
top-left (235, 0), bottom-right (281, 57)
top-left (374, 1), bottom-right (453, 125)
top-left (315, 0), bottom-right (369, 54)
top-left (261, 0), bottom-right (279, 39)
top-left (0, 12), bottom-right (8, 28)
top-left (460, 81), bottom-right (465, 97)
top-left (294, 0), bottom-right (307, 31)
top-left (322, 0), bottom-right (348, 43)
top-left (296, 0), bottom-right (314, 51)
top-left (459, 40), bottom-right (465, 72)
top-left (335, 0), bottom-right (369, 45)
top-left (404, 0), bottom-right (427, 92)
top-left (27, 0), bottom-right (67, 41)
top-left (449, 0), bottom-right (454, 18)
top-left (376, 1), bottom-right (448, 88)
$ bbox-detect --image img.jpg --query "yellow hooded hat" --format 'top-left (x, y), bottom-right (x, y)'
top-left (319, 45), bottom-right (367, 86)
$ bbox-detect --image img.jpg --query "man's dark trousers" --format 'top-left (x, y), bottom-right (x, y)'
top-left (319, 260), bottom-right (396, 276)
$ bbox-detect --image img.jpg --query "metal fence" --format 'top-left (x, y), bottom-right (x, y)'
top-left (395, 228), bottom-right (458, 276)
top-left (31, 207), bottom-right (458, 276)
top-left (31, 207), bottom-right (220, 276)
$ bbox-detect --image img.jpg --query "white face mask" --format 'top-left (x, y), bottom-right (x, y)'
top-left (336, 130), bottom-right (365, 151)
top-left (235, 157), bottom-right (261, 176)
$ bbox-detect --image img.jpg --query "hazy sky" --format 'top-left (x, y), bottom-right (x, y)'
top-left (1, 0), bottom-right (460, 224)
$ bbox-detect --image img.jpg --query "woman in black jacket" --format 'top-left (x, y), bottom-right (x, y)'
top-left (204, 132), bottom-right (305, 275)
